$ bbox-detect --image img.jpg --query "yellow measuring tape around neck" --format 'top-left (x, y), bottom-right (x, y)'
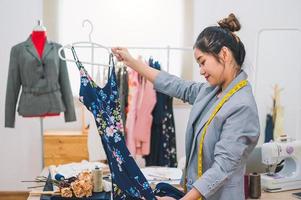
top-left (184, 79), bottom-right (248, 200)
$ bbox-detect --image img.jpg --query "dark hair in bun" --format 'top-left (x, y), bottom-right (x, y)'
top-left (194, 13), bottom-right (246, 67)
top-left (218, 13), bottom-right (241, 32)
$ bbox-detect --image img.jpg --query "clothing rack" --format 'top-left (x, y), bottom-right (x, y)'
top-left (58, 19), bottom-right (193, 74)
top-left (58, 20), bottom-right (193, 142)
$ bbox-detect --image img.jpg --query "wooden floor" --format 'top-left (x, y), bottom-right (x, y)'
top-left (0, 191), bottom-right (29, 200)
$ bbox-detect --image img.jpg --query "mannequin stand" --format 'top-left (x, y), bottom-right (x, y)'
top-left (40, 117), bottom-right (44, 169)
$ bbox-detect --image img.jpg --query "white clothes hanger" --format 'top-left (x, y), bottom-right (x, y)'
top-left (58, 42), bottom-right (111, 66)
top-left (58, 19), bottom-right (111, 67)
top-left (33, 19), bottom-right (47, 32)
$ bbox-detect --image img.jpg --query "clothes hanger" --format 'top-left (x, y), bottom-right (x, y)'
top-left (58, 43), bottom-right (112, 67)
top-left (58, 19), bottom-right (112, 67)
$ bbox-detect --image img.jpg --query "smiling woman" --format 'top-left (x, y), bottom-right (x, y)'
top-left (193, 13), bottom-right (245, 93)
top-left (112, 13), bottom-right (260, 200)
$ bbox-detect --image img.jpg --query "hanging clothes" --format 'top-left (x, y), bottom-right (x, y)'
top-left (71, 48), bottom-right (155, 200)
top-left (133, 69), bottom-right (157, 155)
top-left (126, 69), bottom-right (140, 155)
top-left (116, 66), bottom-right (129, 135)
top-left (125, 62), bottom-right (157, 156)
top-left (144, 58), bottom-right (177, 167)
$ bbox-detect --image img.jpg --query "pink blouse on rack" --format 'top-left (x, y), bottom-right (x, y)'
top-left (125, 69), bottom-right (140, 155)
top-left (126, 66), bottom-right (156, 156)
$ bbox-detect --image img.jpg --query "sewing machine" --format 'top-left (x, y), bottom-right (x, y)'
top-left (261, 138), bottom-right (301, 192)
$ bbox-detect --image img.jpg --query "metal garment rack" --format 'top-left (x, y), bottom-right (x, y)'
top-left (57, 20), bottom-right (194, 151)
top-left (112, 46), bottom-right (192, 73)
top-left (58, 19), bottom-right (193, 75)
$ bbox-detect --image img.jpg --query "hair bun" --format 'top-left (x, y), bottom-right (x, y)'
top-left (218, 13), bottom-right (241, 32)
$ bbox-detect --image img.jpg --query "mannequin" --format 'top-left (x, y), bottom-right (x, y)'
top-left (5, 20), bottom-right (76, 128)
top-left (28, 21), bottom-right (60, 117)
top-left (31, 30), bottom-right (46, 59)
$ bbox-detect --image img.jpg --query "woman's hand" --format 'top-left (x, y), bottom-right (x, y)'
top-left (156, 196), bottom-right (176, 200)
top-left (111, 47), bottom-right (160, 83)
top-left (111, 47), bottom-right (136, 67)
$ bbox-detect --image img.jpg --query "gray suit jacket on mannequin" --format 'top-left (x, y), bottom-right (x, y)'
top-left (5, 37), bottom-right (76, 128)
top-left (154, 70), bottom-right (260, 200)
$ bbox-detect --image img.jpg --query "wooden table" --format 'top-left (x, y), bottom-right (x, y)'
top-left (28, 189), bottom-right (301, 200)
top-left (27, 169), bottom-right (301, 200)
top-left (27, 168), bottom-right (50, 200)
top-left (246, 189), bottom-right (301, 199)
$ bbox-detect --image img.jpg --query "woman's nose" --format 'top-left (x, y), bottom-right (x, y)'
top-left (199, 66), bottom-right (205, 75)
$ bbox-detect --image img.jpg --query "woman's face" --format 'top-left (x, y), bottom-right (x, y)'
top-left (194, 48), bottom-right (225, 86)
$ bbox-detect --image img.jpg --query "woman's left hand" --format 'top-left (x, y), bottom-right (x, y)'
top-left (156, 196), bottom-right (176, 200)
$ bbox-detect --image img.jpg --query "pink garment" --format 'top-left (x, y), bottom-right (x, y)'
top-left (134, 77), bottom-right (156, 155)
top-left (126, 68), bottom-right (157, 156)
top-left (125, 69), bottom-right (140, 155)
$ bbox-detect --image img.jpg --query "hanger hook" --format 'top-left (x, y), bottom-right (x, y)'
top-left (82, 19), bottom-right (93, 42)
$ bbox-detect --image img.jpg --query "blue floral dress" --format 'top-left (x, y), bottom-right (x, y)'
top-left (71, 48), bottom-right (156, 200)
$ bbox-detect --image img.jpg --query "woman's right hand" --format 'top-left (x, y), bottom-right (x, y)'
top-left (111, 47), bottom-right (136, 67)
top-left (112, 47), bottom-right (160, 83)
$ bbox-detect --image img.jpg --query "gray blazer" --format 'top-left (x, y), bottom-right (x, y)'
top-left (5, 37), bottom-right (76, 128)
top-left (154, 70), bottom-right (260, 200)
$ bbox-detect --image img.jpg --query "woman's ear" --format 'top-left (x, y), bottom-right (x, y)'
top-left (219, 46), bottom-right (231, 64)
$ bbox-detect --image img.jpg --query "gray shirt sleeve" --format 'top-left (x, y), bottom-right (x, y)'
top-left (5, 46), bottom-right (21, 128)
top-left (154, 71), bottom-right (205, 105)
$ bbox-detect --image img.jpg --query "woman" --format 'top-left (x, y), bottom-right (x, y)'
top-left (112, 13), bottom-right (260, 200)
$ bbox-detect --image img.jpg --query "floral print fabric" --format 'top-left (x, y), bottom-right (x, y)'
top-left (71, 48), bottom-right (156, 200)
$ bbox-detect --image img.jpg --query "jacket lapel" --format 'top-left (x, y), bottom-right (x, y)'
top-left (42, 40), bottom-right (54, 60)
top-left (187, 70), bottom-right (248, 165)
top-left (184, 86), bottom-right (219, 162)
top-left (25, 37), bottom-right (41, 62)
top-left (189, 86), bottom-right (220, 126)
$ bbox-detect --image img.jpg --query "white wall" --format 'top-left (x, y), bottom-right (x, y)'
top-left (193, 0), bottom-right (301, 144)
top-left (0, 0), bottom-right (43, 191)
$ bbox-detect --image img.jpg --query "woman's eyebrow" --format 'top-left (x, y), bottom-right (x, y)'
top-left (197, 55), bottom-right (203, 62)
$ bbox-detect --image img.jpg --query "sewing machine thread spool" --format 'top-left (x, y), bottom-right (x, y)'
top-left (92, 166), bottom-right (103, 192)
top-left (54, 173), bottom-right (65, 181)
top-left (249, 173), bottom-right (261, 199)
top-left (244, 174), bottom-right (249, 199)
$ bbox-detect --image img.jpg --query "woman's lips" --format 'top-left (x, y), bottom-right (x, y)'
top-left (205, 75), bottom-right (210, 80)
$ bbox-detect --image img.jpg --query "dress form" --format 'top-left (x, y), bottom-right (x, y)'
top-left (31, 31), bottom-right (46, 58)
top-left (27, 30), bottom-right (60, 117)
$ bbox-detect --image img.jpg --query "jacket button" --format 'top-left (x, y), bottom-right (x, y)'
top-left (41, 75), bottom-right (45, 79)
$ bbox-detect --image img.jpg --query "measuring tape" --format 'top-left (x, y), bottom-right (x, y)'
top-left (184, 79), bottom-right (248, 200)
